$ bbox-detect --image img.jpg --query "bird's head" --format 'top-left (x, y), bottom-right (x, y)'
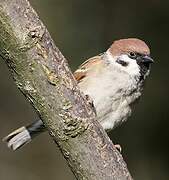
top-left (106, 38), bottom-right (154, 80)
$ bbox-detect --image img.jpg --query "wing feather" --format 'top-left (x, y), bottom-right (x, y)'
top-left (73, 55), bottom-right (102, 82)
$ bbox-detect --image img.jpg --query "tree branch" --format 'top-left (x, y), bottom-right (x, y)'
top-left (0, 0), bottom-right (133, 179)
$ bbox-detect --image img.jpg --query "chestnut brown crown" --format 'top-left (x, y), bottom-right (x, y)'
top-left (109, 38), bottom-right (150, 56)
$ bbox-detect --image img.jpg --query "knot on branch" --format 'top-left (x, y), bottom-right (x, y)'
top-left (19, 25), bottom-right (46, 52)
top-left (59, 110), bottom-right (89, 138)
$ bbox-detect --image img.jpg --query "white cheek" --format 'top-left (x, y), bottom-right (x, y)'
top-left (119, 54), bottom-right (140, 76)
top-left (106, 52), bottom-right (140, 77)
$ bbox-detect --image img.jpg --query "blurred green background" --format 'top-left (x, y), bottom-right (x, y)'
top-left (0, 0), bottom-right (169, 179)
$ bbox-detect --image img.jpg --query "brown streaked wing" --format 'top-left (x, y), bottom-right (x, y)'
top-left (73, 55), bottom-right (102, 82)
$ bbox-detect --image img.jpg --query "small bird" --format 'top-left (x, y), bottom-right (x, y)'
top-left (3, 38), bottom-right (154, 151)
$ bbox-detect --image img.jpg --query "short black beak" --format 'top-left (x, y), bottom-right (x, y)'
top-left (141, 55), bottom-right (154, 64)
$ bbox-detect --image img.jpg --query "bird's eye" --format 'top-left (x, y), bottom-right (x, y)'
top-left (129, 52), bottom-right (137, 59)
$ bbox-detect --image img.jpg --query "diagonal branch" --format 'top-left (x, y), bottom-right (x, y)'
top-left (0, 0), bottom-right (133, 179)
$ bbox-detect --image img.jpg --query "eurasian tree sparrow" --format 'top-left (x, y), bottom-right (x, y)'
top-left (3, 38), bottom-right (154, 150)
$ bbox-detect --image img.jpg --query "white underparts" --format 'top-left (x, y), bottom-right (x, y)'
top-left (79, 52), bottom-right (142, 131)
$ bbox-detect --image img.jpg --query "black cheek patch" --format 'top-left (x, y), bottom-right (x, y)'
top-left (116, 58), bottom-right (128, 67)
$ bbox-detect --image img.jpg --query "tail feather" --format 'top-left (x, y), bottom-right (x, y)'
top-left (3, 126), bottom-right (31, 151)
top-left (3, 120), bottom-right (46, 151)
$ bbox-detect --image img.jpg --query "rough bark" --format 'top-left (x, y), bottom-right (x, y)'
top-left (0, 0), bottom-right (133, 179)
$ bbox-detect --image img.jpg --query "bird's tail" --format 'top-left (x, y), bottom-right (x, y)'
top-left (2, 120), bottom-right (45, 151)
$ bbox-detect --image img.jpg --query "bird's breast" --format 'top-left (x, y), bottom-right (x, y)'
top-left (78, 68), bottom-right (142, 131)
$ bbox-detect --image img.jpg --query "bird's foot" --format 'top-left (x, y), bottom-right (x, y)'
top-left (114, 144), bottom-right (122, 153)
